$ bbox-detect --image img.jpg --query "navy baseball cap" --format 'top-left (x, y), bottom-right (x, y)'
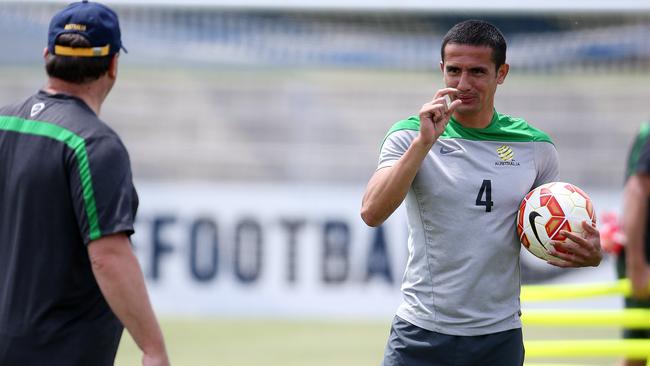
top-left (48, 0), bottom-right (126, 57)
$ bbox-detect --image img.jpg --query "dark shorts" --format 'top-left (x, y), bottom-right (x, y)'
top-left (381, 316), bottom-right (524, 366)
top-left (616, 253), bottom-right (650, 339)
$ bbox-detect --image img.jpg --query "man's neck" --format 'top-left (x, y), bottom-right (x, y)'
top-left (43, 77), bottom-right (105, 115)
top-left (452, 108), bottom-right (495, 129)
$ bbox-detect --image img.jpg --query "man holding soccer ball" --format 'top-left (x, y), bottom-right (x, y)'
top-left (361, 20), bottom-right (602, 366)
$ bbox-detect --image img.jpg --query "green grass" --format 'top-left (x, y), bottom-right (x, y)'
top-left (115, 318), bottom-right (390, 366)
top-left (115, 319), bottom-right (626, 366)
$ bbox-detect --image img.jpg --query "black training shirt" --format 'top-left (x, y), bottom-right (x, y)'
top-left (0, 90), bottom-right (139, 365)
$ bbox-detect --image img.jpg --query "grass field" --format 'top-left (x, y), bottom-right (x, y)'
top-left (115, 319), bottom-right (623, 366)
top-left (115, 318), bottom-right (390, 366)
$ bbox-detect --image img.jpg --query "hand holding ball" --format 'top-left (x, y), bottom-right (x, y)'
top-left (517, 182), bottom-right (596, 261)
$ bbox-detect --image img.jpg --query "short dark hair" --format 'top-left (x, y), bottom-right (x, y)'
top-left (45, 34), bottom-right (112, 84)
top-left (440, 20), bottom-right (507, 70)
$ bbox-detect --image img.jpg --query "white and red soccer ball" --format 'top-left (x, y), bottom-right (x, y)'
top-left (516, 182), bottom-right (596, 261)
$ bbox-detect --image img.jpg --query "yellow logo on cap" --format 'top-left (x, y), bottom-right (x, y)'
top-left (64, 23), bottom-right (87, 31)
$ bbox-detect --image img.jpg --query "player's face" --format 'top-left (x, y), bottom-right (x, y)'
top-left (441, 44), bottom-right (508, 117)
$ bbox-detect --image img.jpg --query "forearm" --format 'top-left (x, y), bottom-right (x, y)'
top-left (89, 235), bottom-right (168, 361)
top-left (623, 176), bottom-right (649, 272)
top-left (361, 136), bottom-right (432, 226)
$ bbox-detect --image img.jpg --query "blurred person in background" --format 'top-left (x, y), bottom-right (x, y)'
top-left (618, 122), bottom-right (650, 366)
top-left (0, 1), bottom-right (168, 365)
top-left (361, 19), bottom-right (602, 366)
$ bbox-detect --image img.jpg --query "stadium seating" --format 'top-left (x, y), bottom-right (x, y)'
top-left (1, 4), bottom-right (649, 188)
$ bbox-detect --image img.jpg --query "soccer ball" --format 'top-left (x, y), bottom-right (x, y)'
top-left (516, 182), bottom-right (596, 261)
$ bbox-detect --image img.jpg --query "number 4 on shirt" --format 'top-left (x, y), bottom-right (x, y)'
top-left (476, 179), bottom-right (494, 212)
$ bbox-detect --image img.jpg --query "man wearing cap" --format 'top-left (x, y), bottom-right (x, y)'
top-left (0, 1), bottom-right (169, 365)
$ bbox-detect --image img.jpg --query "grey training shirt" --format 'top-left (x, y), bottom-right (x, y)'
top-left (379, 111), bottom-right (559, 336)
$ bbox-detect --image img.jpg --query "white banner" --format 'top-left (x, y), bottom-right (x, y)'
top-left (132, 182), bottom-right (621, 318)
top-left (133, 182), bottom-right (408, 318)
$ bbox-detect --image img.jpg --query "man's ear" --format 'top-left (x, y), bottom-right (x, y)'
top-left (496, 63), bottom-right (509, 85)
top-left (43, 47), bottom-right (49, 59)
top-left (108, 53), bottom-right (119, 79)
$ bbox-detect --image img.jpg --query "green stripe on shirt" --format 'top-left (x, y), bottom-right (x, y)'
top-left (0, 115), bottom-right (101, 240)
top-left (381, 110), bottom-right (553, 150)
